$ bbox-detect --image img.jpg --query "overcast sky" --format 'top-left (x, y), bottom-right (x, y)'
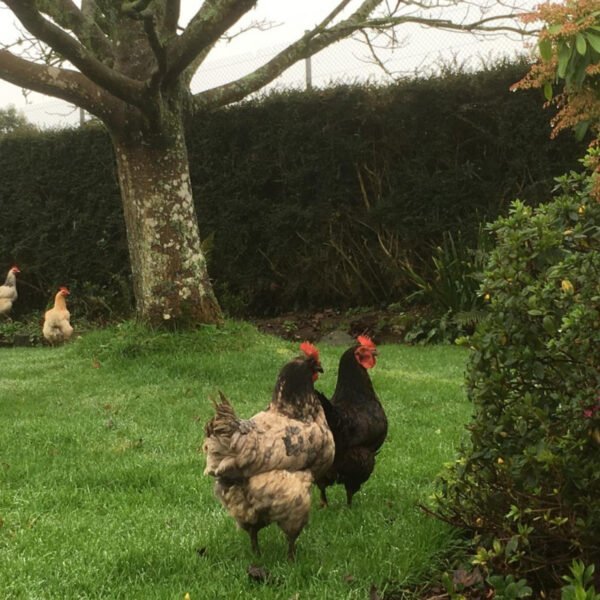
top-left (0, 0), bottom-right (535, 128)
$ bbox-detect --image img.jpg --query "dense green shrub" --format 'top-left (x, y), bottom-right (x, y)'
top-left (0, 61), bottom-right (587, 316)
top-left (434, 153), bottom-right (600, 589)
top-left (192, 60), bottom-right (586, 314)
top-left (0, 125), bottom-right (130, 320)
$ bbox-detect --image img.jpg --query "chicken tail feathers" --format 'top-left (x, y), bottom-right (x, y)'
top-left (205, 391), bottom-right (241, 438)
top-left (203, 392), bottom-right (252, 480)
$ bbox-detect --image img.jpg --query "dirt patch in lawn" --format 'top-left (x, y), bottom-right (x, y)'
top-left (250, 307), bottom-right (413, 345)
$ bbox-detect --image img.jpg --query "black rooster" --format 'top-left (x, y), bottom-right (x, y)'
top-left (316, 336), bottom-right (387, 507)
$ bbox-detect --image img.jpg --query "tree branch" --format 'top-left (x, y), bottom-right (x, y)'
top-left (366, 13), bottom-right (535, 36)
top-left (81, 0), bottom-right (110, 36)
top-left (140, 9), bottom-right (168, 86)
top-left (358, 29), bottom-right (396, 79)
top-left (0, 49), bottom-right (122, 127)
top-left (35, 0), bottom-right (114, 63)
top-left (182, 42), bottom-right (218, 89)
top-left (183, 19), bottom-right (282, 88)
top-left (163, 0), bottom-right (181, 36)
top-left (4, 0), bottom-right (146, 106)
top-left (194, 0), bottom-right (532, 109)
top-left (119, 2), bottom-right (168, 90)
top-left (194, 0), bottom-right (382, 109)
top-left (220, 18), bottom-right (281, 43)
top-left (164, 0), bottom-right (257, 86)
top-left (314, 0), bottom-right (357, 31)
top-left (121, 0), bottom-right (152, 14)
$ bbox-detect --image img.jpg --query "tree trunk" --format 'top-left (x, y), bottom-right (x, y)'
top-left (112, 118), bottom-right (222, 328)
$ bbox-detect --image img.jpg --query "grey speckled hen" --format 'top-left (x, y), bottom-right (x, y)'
top-left (203, 342), bottom-right (334, 560)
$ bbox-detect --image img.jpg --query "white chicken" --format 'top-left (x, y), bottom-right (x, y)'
top-left (43, 287), bottom-right (74, 345)
top-left (0, 265), bottom-right (20, 316)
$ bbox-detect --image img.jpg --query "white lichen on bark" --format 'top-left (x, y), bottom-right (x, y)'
top-left (113, 122), bottom-right (221, 325)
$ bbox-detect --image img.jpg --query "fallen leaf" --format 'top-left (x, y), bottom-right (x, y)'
top-left (453, 567), bottom-right (483, 588)
top-left (247, 564), bottom-right (270, 584)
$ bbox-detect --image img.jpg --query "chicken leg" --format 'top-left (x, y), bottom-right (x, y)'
top-left (247, 525), bottom-right (261, 556)
top-left (286, 531), bottom-right (300, 562)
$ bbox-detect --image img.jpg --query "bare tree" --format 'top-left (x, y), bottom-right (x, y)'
top-left (0, 0), bottom-right (533, 328)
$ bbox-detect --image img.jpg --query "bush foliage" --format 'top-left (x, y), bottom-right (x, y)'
top-left (434, 153), bottom-right (600, 588)
top-left (0, 61), bottom-right (587, 316)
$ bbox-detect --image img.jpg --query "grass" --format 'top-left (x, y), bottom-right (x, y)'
top-left (0, 321), bottom-right (472, 599)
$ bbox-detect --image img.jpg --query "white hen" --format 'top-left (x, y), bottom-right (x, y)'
top-left (0, 265), bottom-right (20, 316)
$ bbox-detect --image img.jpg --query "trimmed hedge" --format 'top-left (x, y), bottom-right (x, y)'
top-left (0, 126), bottom-right (129, 318)
top-left (0, 61), bottom-right (586, 316)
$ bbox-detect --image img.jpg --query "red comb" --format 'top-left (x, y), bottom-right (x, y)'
top-left (300, 341), bottom-right (319, 360)
top-left (59, 286), bottom-right (70, 294)
top-left (357, 335), bottom-right (376, 349)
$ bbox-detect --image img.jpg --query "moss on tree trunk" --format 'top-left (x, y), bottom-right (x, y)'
top-left (112, 119), bottom-right (222, 328)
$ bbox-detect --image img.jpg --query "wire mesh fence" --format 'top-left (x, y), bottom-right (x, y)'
top-left (9, 28), bottom-right (532, 127)
top-left (191, 29), bottom-right (531, 96)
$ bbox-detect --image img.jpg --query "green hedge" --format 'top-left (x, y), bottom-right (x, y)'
top-left (0, 61), bottom-right (586, 317)
top-left (0, 126), bottom-right (129, 319)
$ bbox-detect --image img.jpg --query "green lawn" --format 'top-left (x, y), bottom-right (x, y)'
top-left (0, 322), bottom-right (472, 599)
